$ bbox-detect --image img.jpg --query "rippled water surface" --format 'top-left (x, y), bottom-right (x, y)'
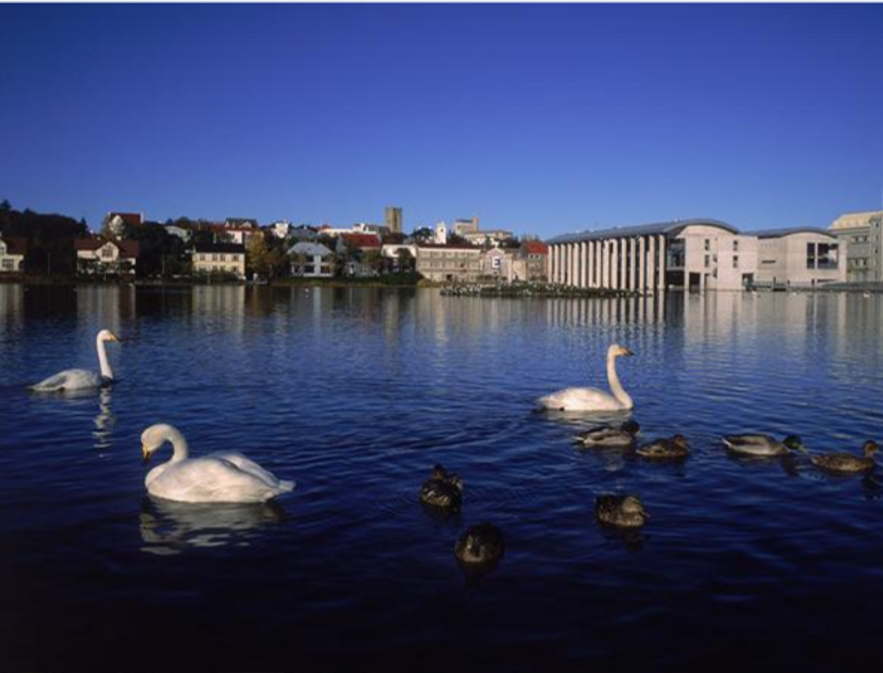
top-left (1, 285), bottom-right (882, 670)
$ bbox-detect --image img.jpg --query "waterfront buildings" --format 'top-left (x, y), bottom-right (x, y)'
top-left (415, 243), bottom-right (483, 282)
top-left (289, 242), bottom-right (334, 278)
top-left (0, 234), bottom-right (27, 272)
top-left (453, 217), bottom-right (479, 237)
top-left (104, 212), bottom-right (143, 238)
top-left (192, 242), bottom-right (246, 279)
top-left (75, 237), bottom-right (139, 275)
top-left (547, 219), bottom-right (758, 292)
top-left (463, 228), bottom-right (516, 247)
top-left (754, 228), bottom-right (845, 288)
top-left (830, 210), bottom-right (883, 282)
top-left (519, 240), bottom-right (549, 282)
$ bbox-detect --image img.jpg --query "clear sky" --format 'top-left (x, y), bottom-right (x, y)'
top-left (1, 3), bottom-right (881, 237)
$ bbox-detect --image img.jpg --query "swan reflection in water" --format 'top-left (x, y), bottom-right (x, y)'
top-left (93, 388), bottom-right (115, 455)
top-left (139, 496), bottom-right (288, 555)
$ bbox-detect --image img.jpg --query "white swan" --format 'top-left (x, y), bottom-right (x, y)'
top-left (141, 423), bottom-right (295, 503)
top-left (537, 344), bottom-right (634, 412)
top-left (31, 329), bottom-right (120, 392)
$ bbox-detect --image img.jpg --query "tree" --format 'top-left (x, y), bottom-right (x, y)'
top-left (247, 233), bottom-right (271, 278)
top-left (396, 248), bottom-right (415, 273)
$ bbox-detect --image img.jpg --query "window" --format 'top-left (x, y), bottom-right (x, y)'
top-left (806, 243), bottom-right (816, 269)
top-left (704, 254), bottom-right (710, 268)
top-left (101, 246), bottom-right (114, 259)
top-left (2, 259), bottom-right (13, 270)
top-left (733, 240), bottom-right (739, 252)
top-left (220, 254), bottom-right (226, 262)
top-left (704, 239), bottom-right (711, 251)
top-left (212, 254), bottom-right (218, 262)
top-left (816, 243), bottom-right (838, 269)
top-left (733, 255), bottom-right (739, 268)
top-left (200, 254), bottom-right (206, 261)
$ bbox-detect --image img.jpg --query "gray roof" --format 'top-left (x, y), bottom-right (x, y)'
top-left (546, 218), bottom-right (739, 245)
top-left (751, 227), bottom-right (837, 239)
top-left (288, 242), bottom-right (332, 256)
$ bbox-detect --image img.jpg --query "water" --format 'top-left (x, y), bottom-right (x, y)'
top-left (1, 284), bottom-right (882, 671)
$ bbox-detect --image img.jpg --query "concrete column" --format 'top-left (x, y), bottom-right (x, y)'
top-left (570, 243), bottom-right (577, 287)
top-left (657, 235), bottom-right (666, 291)
top-left (580, 242), bottom-right (588, 288)
top-left (628, 238), bottom-right (637, 291)
top-left (587, 241), bottom-right (595, 288)
top-left (648, 236), bottom-right (657, 290)
top-left (638, 236), bottom-right (646, 291)
top-left (611, 239), bottom-right (620, 290)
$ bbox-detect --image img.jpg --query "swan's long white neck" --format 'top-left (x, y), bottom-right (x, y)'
top-left (162, 426), bottom-right (190, 463)
top-left (606, 353), bottom-right (633, 409)
top-left (96, 335), bottom-right (113, 381)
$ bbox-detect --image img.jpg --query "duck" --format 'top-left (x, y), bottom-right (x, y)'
top-left (420, 464), bottom-right (463, 511)
top-left (810, 440), bottom-right (878, 474)
top-left (636, 434), bottom-right (690, 461)
top-left (31, 329), bottom-right (120, 392)
top-left (537, 344), bottom-right (635, 412)
top-left (574, 420), bottom-right (641, 449)
top-left (455, 522), bottom-right (505, 567)
top-left (595, 494), bottom-right (649, 529)
top-left (722, 433), bottom-right (804, 457)
top-left (141, 423), bottom-right (295, 503)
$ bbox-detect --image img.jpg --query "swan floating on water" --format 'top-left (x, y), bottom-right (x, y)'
top-left (595, 494), bottom-right (648, 529)
top-left (31, 329), bottom-right (120, 392)
top-left (722, 434), bottom-right (804, 457)
top-left (141, 423), bottom-right (295, 503)
top-left (538, 344), bottom-right (635, 412)
top-left (810, 440), bottom-right (878, 474)
top-left (574, 420), bottom-right (640, 449)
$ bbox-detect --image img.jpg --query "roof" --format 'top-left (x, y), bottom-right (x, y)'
top-left (522, 240), bottom-right (549, 255)
top-left (752, 227), bottom-right (837, 240)
top-left (224, 218), bottom-right (258, 228)
top-left (74, 237), bottom-right (139, 257)
top-left (0, 235), bottom-right (28, 255)
top-left (108, 212), bottom-right (143, 227)
top-left (417, 243), bottom-right (481, 251)
top-left (194, 242), bottom-right (246, 254)
top-left (340, 233), bottom-right (381, 248)
top-left (546, 218), bottom-right (740, 245)
top-left (288, 242), bottom-right (332, 256)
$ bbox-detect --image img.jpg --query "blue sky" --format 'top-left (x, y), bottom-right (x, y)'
top-left (1, 4), bottom-right (881, 237)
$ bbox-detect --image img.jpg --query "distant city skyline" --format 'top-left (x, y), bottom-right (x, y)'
top-left (1, 4), bottom-right (881, 237)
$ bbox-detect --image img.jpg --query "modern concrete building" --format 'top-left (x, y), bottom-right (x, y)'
top-left (829, 210), bottom-right (883, 283)
top-left (754, 228), bottom-right (845, 288)
top-left (192, 242), bottom-right (246, 279)
top-left (415, 243), bottom-right (483, 282)
top-left (547, 219), bottom-right (757, 292)
top-left (385, 207), bottom-right (403, 234)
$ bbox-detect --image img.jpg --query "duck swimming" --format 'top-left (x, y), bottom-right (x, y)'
top-left (722, 434), bottom-right (804, 457)
top-left (574, 420), bottom-right (640, 449)
top-left (636, 434), bottom-right (690, 461)
top-left (595, 494), bottom-right (648, 529)
top-left (537, 344), bottom-right (635, 412)
top-left (420, 464), bottom-right (463, 511)
top-left (810, 440), bottom-right (878, 474)
top-left (455, 522), bottom-right (505, 567)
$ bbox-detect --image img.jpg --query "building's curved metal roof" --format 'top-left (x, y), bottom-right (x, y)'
top-left (546, 218), bottom-right (740, 245)
top-left (751, 227), bottom-right (837, 239)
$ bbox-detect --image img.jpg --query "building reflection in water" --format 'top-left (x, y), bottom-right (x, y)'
top-left (92, 387), bottom-right (115, 456)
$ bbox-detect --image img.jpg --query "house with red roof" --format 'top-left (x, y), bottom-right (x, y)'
top-left (0, 234), bottom-right (28, 273)
top-left (75, 237), bottom-right (139, 276)
top-left (104, 212), bottom-right (144, 238)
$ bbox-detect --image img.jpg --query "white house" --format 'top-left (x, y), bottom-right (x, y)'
top-left (289, 242), bottom-right (334, 278)
top-left (192, 242), bottom-right (246, 279)
top-left (0, 235), bottom-right (27, 273)
top-left (75, 237), bottom-right (139, 275)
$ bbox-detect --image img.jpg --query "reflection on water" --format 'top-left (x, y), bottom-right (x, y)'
top-left (139, 496), bottom-right (288, 555)
top-left (92, 388), bottom-right (115, 455)
top-left (2, 285), bottom-right (883, 670)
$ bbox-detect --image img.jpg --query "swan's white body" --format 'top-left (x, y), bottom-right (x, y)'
top-left (538, 344), bottom-right (634, 412)
top-left (32, 329), bottom-right (118, 392)
top-left (141, 424), bottom-right (295, 504)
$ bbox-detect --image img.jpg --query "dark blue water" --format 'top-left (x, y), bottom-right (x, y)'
top-left (1, 284), bottom-right (882, 671)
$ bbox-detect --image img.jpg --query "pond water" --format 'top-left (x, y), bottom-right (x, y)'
top-left (1, 284), bottom-right (882, 671)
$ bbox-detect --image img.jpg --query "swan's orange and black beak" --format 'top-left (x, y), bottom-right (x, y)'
top-left (142, 442), bottom-right (152, 466)
top-left (108, 332), bottom-right (121, 343)
top-left (623, 347), bottom-right (635, 356)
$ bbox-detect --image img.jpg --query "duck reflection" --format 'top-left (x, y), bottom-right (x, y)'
top-left (139, 496), bottom-right (287, 555)
top-left (92, 388), bottom-right (115, 455)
